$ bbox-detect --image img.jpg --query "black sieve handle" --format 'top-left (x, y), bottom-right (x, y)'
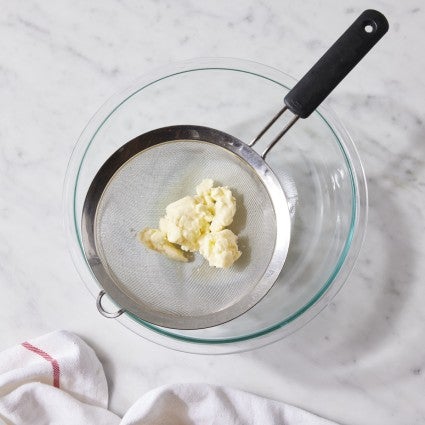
top-left (284, 9), bottom-right (389, 118)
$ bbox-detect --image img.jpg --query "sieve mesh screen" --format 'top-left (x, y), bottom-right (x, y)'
top-left (95, 141), bottom-right (276, 318)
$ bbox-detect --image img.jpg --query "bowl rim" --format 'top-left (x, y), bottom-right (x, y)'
top-left (63, 57), bottom-right (368, 353)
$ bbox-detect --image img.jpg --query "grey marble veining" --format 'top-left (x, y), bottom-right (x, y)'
top-left (1, 1), bottom-right (424, 424)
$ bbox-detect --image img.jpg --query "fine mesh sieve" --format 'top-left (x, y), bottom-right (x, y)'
top-left (81, 10), bottom-right (388, 329)
top-left (83, 126), bottom-right (289, 329)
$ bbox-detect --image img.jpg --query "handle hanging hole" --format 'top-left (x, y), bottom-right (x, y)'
top-left (363, 19), bottom-right (377, 33)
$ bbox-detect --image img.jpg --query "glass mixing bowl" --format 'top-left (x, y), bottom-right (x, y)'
top-left (64, 58), bottom-right (367, 354)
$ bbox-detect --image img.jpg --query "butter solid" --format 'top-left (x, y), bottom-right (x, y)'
top-left (138, 228), bottom-right (188, 262)
top-left (159, 196), bottom-right (212, 252)
top-left (199, 229), bottom-right (242, 268)
top-left (139, 179), bottom-right (242, 268)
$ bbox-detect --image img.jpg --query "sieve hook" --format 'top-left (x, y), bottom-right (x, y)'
top-left (96, 291), bottom-right (125, 318)
top-left (250, 9), bottom-right (388, 159)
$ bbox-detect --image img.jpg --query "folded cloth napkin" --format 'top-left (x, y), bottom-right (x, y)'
top-left (0, 331), bottom-right (340, 425)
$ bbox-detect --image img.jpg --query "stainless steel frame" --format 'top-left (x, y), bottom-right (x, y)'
top-left (82, 125), bottom-right (291, 329)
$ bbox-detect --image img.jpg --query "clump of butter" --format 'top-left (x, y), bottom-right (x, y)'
top-left (139, 228), bottom-right (188, 263)
top-left (139, 179), bottom-right (242, 268)
top-left (199, 229), bottom-right (241, 268)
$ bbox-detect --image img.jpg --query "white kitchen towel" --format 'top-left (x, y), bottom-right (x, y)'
top-left (0, 330), bottom-right (120, 425)
top-left (122, 383), bottom-right (340, 425)
top-left (0, 331), bottom-right (340, 425)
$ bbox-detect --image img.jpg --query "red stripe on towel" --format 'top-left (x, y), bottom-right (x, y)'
top-left (22, 341), bottom-right (60, 388)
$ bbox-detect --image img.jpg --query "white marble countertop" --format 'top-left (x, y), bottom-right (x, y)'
top-left (1, 1), bottom-right (424, 424)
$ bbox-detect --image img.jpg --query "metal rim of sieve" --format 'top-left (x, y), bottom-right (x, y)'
top-left (81, 125), bottom-right (291, 329)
